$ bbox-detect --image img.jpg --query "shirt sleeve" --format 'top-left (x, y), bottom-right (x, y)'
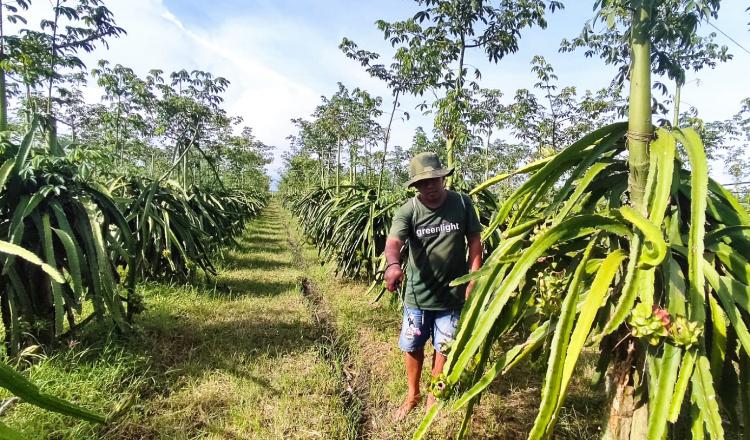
top-left (464, 195), bottom-right (483, 235)
top-left (388, 201), bottom-right (412, 241)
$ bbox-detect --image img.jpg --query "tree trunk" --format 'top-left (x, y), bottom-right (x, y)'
top-left (0, 0), bottom-right (6, 132)
top-left (445, 34), bottom-right (466, 189)
top-left (485, 133), bottom-right (491, 181)
top-left (607, 2), bottom-right (654, 439)
top-left (377, 91), bottom-right (400, 198)
top-left (336, 134), bottom-right (341, 193)
top-left (349, 146), bottom-right (355, 184)
top-left (446, 135), bottom-right (456, 188)
top-left (673, 84), bottom-right (681, 128)
top-left (0, 71), bottom-right (7, 133)
top-left (626, 1), bottom-right (652, 215)
top-left (45, 114), bottom-right (62, 156)
top-left (319, 153), bottom-right (324, 187)
top-left (1, 285), bottom-right (13, 353)
top-left (603, 340), bottom-right (649, 440)
top-left (29, 263), bottom-right (55, 345)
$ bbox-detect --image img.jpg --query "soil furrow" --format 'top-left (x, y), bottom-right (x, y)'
top-left (284, 214), bottom-right (373, 439)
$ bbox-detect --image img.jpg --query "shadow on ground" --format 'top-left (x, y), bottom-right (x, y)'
top-left (221, 253), bottom-right (293, 271)
top-left (130, 307), bottom-right (320, 379)
top-left (209, 276), bottom-right (299, 298)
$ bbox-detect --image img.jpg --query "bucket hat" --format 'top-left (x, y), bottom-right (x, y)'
top-left (405, 152), bottom-right (454, 187)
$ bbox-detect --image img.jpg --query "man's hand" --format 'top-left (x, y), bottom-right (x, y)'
top-left (385, 264), bottom-right (404, 292)
top-left (384, 237), bottom-right (405, 292)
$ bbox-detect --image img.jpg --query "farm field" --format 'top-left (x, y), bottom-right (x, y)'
top-left (0, 199), bottom-right (608, 439)
top-left (1, 1), bottom-right (749, 439)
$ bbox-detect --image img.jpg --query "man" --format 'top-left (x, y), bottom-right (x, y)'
top-left (384, 152), bottom-right (483, 421)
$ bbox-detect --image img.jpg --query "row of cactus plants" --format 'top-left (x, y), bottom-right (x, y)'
top-left (0, 116), bottom-right (268, 436)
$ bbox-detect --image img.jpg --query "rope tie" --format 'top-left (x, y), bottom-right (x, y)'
top-left (626, 130), bottom-right (654, 143)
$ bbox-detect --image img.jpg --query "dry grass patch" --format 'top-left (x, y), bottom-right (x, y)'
top-left (147, 371), bottom-right (240, 438)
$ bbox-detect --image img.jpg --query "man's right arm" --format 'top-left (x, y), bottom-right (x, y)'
top-left (384, 237), bottom-right (405, 292)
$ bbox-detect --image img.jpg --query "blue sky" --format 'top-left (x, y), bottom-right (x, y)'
top-left (31, 0), bottom-right (750, 184)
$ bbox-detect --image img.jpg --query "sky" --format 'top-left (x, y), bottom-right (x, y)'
top-left (23, 0), bottom-right (750, 186)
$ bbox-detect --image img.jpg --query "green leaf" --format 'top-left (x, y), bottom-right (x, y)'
top-left (0, 419), bottom-right (26, 440)
top-left (606, 11), bottom-right (616, 28)
top-left (552, 161), bottom-right (612, 224)
top-left (411, 401), bottom-right (444, 440)
top-left (620, 205), bottom-right (666, 268)
top-left (86, 206), bottom-right (126, 330)
top-left (647, 342), bottom-right (683, 440)
top-left (530, 238), bottom-right (602, 439)
top-left (0, 361), bottom-right (105, 424)
top-left (448, 214), bottom-right (630, 385)
top-left (708, 296), bottom-right (727, 385)
top-left (49, 201), bottom-right (84, 303)
top-left (558, 249), bottom-right (626, 404)
top-left (12, 116), bottom-right (38, 176)
top-left (648, 128), bottom-right (676, 225)
top-left (669, 348), bottom-right (696, 422)
top-left (708, 177), bottom-right (750, 224)
top-left (691, 355), bottom-right (724, 439)
top-left (739, 350), bottom-right (750, 440)
top-left (0, 159), bottom-right (14, 191)
top-left (598, 240), bottom-right (645, 338)
top-left (41, 214), bottom-right (65, 336)
top-left (451, 321), bottom-right (552, 411)
top-left (0, 240), bottom-right (64, 283)
top-left (471, 156), bottom-right (551, 194)
top-left (704, 266), bottom-right (750, 357)
top-left (692, 398), bottom-right (705, 440)
top-left (482, 122), bottom-right (627, 237)
top-left (673, 128), bottom-right (708, 324)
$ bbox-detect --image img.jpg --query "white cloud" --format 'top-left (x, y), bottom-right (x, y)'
top-left (76, 0), bottom-right (335, 178)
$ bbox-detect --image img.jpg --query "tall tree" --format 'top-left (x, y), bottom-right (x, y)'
top-left (4, 0), bottom-right (125, 148)
top-left (153, 69), bottom-right (230, 189)
top-left (560, 0), bottom-right (730, 126)
top-left (340, 38), bottom-right (415, 195)
top-left (376, 0), bottom-right (563, 186)
top-left (506, 57), bottom-right (623, 158)
top-left (0, 0), bottom-right (30, 131)
top-left (468, 88), bottom-right (505, 181)
top-left (91, 60), bottom-right (148, 166)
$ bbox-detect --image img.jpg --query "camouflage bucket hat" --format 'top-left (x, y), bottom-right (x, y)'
top-left (405, 152), bottom-right (454, 187)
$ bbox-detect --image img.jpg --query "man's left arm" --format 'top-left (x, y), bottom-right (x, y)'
top-left (465, 233), bottom-right (483, 299)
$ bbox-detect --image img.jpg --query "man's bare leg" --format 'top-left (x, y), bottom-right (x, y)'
top-left (395, 349), bottom-right (424, 421)
top-left (426, 349), bottom-right (447, 410)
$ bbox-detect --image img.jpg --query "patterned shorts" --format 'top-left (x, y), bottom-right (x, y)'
top-left (398, 306), bottom-right (461, 355)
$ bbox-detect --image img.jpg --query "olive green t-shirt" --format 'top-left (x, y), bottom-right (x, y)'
top-left (388, 190), bottom-right (482, 310)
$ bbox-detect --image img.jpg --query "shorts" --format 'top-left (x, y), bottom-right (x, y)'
top-left (398, 306), bottom-right (461, 356)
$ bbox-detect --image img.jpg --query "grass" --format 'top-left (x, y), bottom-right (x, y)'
top-left (0, 198), bottom-right (609, 439)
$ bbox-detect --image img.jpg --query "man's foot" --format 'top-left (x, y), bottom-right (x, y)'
top-left (425, 393), bottom-right (436, 412)
top-left (395, 395), bottom-right (422, 422)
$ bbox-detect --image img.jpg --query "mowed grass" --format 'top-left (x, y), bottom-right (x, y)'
top-left (0, 200), bottom-right (357, 439)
